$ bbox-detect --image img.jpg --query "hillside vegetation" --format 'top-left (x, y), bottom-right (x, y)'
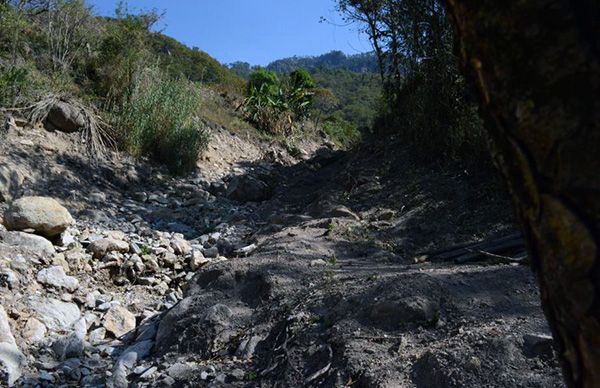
top-left (0, 0), bottom-right (246, 173)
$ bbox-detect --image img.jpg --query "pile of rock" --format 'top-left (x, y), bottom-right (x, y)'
top-left (0, 195), bottom-right (235, 386)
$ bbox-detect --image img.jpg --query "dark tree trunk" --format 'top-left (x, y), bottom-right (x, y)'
top-left (439, 1), bottom-right (599, 387)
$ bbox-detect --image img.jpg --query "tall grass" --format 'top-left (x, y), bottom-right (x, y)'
top-left (115, 68), bottom-right (209, 174)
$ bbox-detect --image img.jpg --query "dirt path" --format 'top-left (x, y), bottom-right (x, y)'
top-left (149, 140), bottom-right (564, 387)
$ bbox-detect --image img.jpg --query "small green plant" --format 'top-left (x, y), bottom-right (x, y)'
top-left (114, 67), bottom-right (209, 174)
top-left (246, 371), bottom-right (258, 381)
top-left (327, 255), bottom-right (338, 266)
top-left (139, 245), bottom-right (152, 256)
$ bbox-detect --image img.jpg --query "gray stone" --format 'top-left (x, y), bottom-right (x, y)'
top-left (236, 335), bottom-right (262, 360)
top-left (226, 175), bottom-right (272, 203)
top-left (111, 340), bottom-right (154, 388)
top-left (139, 366), bottom-right (158, 380)
top-left (51, 317), bottom-right (86, 360)
top-left (523, 333), bottom-right (555, 359)
top-left (27, 297), bottom-right (81, 332)
top-left (203, 246), bottom-right (219, 259)
top-left (370, 296), bottom-right (439, 328)
top-left (0, 269), bottom-right (19, 289)
top-left (43, 100), bottom-right (86, 133)
top-left (37, 266), bottom-right (79, 292)
top-left (136, 321), bottom-right (158, 342)
top-left (0, 164), bottom-right (24, 203)
top-left (88, 238), bottom-right (129, 259)
top-left (167, 362), bottom-right (195, 380)
top-left (3, 196), bottom-right (73, 237)
top-left (0, 231), bottom-right (55, 256)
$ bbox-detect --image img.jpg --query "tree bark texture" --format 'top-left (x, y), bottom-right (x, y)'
top-left (439, 1), bottom-right (599, 387)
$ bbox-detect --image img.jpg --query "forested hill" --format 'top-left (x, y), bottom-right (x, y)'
top-left (147, 33), bottom-right (244, 90)
top-left (229, 50), bottom-right (379, 79)
top-left (266, 51), bottom-right (379, 74)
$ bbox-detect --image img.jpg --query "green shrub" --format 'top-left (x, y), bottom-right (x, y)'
top-left (115, 68), bottom-right (208, 174)
top-left (242, 83), bottom-right (293, 135)
top-left (243, 68), bottom-right (317, 134)
top-left (0, 65), bottom-right (29, 106)
top-left (322, 114), bottom-right (361, 149)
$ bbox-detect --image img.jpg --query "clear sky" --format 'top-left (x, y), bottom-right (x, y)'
top-left (88, 0), bottom-right (372, 66)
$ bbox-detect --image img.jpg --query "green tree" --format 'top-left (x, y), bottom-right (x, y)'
top-left (247, 68), bottom-right (279, 96)
top-left (289, 68), bottom-right (315, 90)
top-left (338, 0), bottom-right (486, 162)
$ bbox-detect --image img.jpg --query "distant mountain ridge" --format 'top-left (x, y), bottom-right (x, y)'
top-left (266, 50), bottom-right (378, 74)
top-left (228, 50), bottom-right (379, 79)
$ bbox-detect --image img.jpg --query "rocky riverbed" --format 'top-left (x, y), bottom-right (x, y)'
top-left (0, 122), bottom-right (565, 387)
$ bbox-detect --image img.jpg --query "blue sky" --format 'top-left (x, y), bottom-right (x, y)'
top-left (88, 0), bottom-right (372, 66)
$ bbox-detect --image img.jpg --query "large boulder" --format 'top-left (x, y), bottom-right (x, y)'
top-left (43, 101), bottom-right (85, 133)
top-left (3, 197), bottom-right (73, 238)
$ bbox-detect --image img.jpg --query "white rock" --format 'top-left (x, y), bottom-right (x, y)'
top-left (170, 237), bottom-right (191, 256)
top-left (27, 297), bottom-right (81, 332)
top-left (37, 266), bottom-right (79, 292)
top-left (0, 306), bottom-right (16, 345)
top-left (0, 342), bottom-right (25, 386)
top-left (0, 306), bottom-right (23, 386)
top-left (89, 327), bottom-right (106, 345)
